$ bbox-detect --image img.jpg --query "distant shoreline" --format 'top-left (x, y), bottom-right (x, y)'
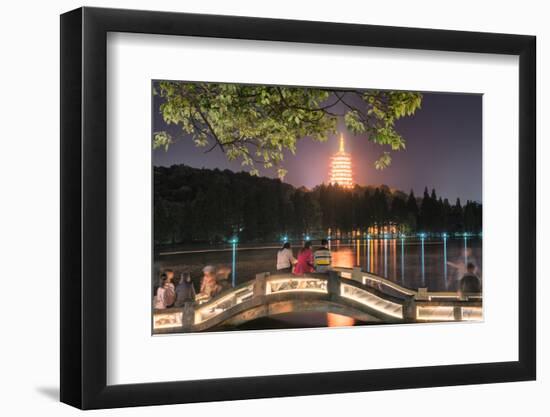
top-left (156, 236), bottom-right (482, 256)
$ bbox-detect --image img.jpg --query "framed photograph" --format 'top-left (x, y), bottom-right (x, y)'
top-left (60, 6), bottom-right (536, 409)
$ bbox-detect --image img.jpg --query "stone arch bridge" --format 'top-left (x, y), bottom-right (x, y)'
top-left (153, 267), bottom-right (482, 333)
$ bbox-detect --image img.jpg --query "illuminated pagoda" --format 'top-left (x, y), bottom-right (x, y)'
top-left (329, 133), bottom-right (354, 188)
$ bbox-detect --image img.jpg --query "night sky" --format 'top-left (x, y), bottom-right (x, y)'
top-left (153, 88), bottom-right (482, 203)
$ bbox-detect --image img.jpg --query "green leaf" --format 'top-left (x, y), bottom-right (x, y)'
top-left (154, 81), bottom-right (422, 173)
top-left (374, 152), bottom-right (392, 170)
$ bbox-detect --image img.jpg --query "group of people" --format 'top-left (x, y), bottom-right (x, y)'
top-left (153, 265), bottom-right (233, 310)
top-left (154, 240), bottom-right (481, 311)
top-left (278, 239), bottom-right (481, 297)
top-left (276, 239), bottom-right (332, 275)
top-left (153, 241), bottom-right (332, 311)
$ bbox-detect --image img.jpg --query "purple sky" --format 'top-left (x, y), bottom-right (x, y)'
top-left (153, 88), bottom-right (482, 203)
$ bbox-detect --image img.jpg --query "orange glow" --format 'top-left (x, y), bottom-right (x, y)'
top-left (369, 236), bottom-right (376, 272)
top-left (329, 133), bottom-right (354, 188)
top-left (391, 238), bottom-right (397, 280)
top-left (327, 313), bottom-right (356, 327)
top-left (332, 248), bottom-right (355, 268)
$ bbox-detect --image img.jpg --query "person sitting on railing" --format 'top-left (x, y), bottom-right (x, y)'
top-left (447, 247), bottom-right (479, 288)
top-left (153, 270), bottom-right (176, 309)
top-left (314, 239), bottom-right (332, 273)
top-left (458, 262), bottom-right (481, 298)
top-left (293, 241), bottom-right (315, 275)
top-left (276, 242), bottom-right (297, 274)
top-left (197, 265), bottom-right (221, 300)
top-left (174, 272), bottom-right (196, 307)
top-left (215, 265), bottom-right (233, 293)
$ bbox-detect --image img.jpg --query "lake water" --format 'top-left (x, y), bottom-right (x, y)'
top-left (331, 237), bottom-right (482, 291)
top-left (156, 237), bottom-right (482, 293)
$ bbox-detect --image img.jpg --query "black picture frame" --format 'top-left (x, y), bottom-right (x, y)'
top-left (60, 6), bottom-right (536, 410)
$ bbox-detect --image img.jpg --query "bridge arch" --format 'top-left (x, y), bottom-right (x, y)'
top-left (153, 269), bottom-right (482, 333)
top-left (196, 296), bottom-right (387, 331)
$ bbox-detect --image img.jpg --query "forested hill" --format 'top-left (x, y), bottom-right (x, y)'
top-left (154, 164), bottom-right (482, 245)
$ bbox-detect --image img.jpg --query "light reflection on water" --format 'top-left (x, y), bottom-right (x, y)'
top-left (330, 238), bottom-right (482, 292)
top-left (157, 238), bottom-right (482, 294)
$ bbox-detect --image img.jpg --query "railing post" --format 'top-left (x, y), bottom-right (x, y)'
top-left (254, 272), bottom-right (268, 297)
top-left (415, 288), bottom-right (429, 301)
top-left (453, 306), bottom-right (463, 321)
top-left (182, 302), bottom-right (195, 331)
top-left (328, 270), bottom-right (340, 299)
top-left (403, 296), bottom-right (417, 322)
top-left (352, 267), bottom-right (363, 284)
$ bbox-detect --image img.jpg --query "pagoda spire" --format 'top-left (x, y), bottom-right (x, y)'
top-left (339, 132), bottom-right (345, 153)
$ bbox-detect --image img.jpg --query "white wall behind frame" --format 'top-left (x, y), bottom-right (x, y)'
top-left (107, 32), bottom-right (518, 385)
top-left (0, 1), bottom-right (545, 417)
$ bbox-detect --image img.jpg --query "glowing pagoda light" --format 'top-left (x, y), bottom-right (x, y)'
top-left (329, 133), bottom-right (354, 188)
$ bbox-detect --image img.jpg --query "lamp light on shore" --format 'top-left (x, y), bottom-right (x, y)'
top-left (230, 236), bottom-right (238, 287)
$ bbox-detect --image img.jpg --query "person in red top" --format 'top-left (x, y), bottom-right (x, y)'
top-left (293, 241), bottom-right (314, 275)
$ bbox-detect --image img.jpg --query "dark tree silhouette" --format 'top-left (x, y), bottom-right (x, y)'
top-left (154, 164), bottom-right (481, 245)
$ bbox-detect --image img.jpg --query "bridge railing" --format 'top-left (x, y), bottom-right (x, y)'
top-left (332, 266), bottom-right (482, 302)
top-left (194, 283), bottom-right (255, 324)
top-left (332, 266), bottom-right (483, 322)
top-left (153, 268), bottom-right (483, 333)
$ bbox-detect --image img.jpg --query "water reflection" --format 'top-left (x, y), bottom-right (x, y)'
top-left (332, 247), bottom-right (355, 269)
top-left (327, 312), bottom-right (355, 327)
top-left (366, 237), bottom-right (371, 272)
top-left (391, 239), bottom-right (397, 281)
top-left (400, 237), bottom-right (405, 284)
top-left (330, 237), bottom-right (482, 292)
top-left (383, 238), bottom-right (388, 278)
top-left (443, 236), bottom-right (448, 287)
top-left (158, 237), bottom-right (481, 295)
top-left (421, 237), bottom-right (425, 286)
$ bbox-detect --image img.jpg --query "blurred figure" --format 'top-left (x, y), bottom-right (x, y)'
top-left (458, 262), bottom-right (482, 298)
top-left (276, 242), bottom-right (297, 274)
top-left (153, 270), bottom-right (176, 309)
top-left (198, 265), bottom-right (220, 299)
top-left (216, 265), bottom-right (233, 293)
top-left (174, 272), bottom-right (196, 306)
top-left (314, 239), bottom-right (332, 273)
top-left (447, 247), bottom-right (479, 288)
top-left (165, 269), bottom-right (175, 284)
top-left (293, 241), bottom-right (314, 275)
